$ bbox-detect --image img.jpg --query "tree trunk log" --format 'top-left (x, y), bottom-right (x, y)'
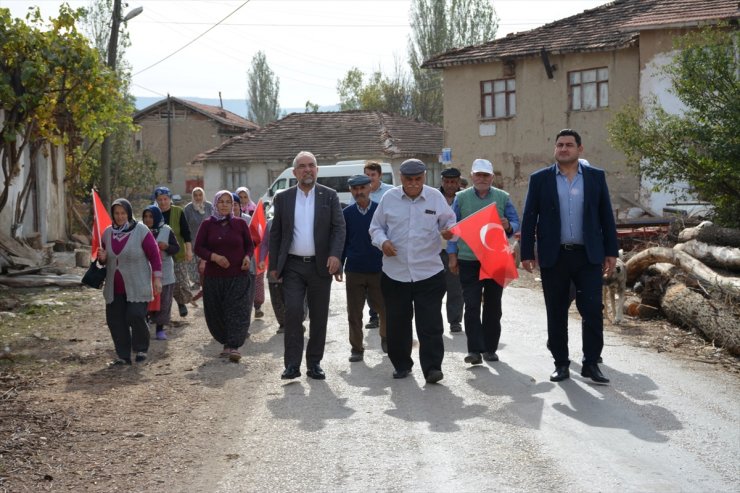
top-left (0, 274), bottom-right (82, 288)
top-left (625, 247), bottom-right (740, 297)
top-left (674, 240), bottom-right (740, 271)
top-left (661, 282), bottom-right (740, 356)
top-left (678, 221), bottom-right (740, 247)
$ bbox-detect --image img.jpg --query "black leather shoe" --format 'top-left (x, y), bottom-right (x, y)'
top-left (306, 364), bottom-right (326, 380)
top-left (581, 363), bottom-right (610, 385)
top-left (348, 351), bottom-right (363, 362)
top-left (550, 366), bottom-right (570, 382)
top-left (178, 303), bottom-right (188, 317)
top-left (450, 323), bottom-right (462, 333)
top-left (464, 352), bottom-right (482, 365)
top-left (425, 369), bottom-right (444, 384)
top-left (365, 318), bottom-right (379, 329)
top-left (393, 369), bottom-right (410, 379)
top-left (483, 351), bottom-right (499, 362)
top-left (281, 365), bottom-right (301, 380)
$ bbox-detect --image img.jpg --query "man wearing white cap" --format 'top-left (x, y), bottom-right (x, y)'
top-left (447, 159), bottom-right (520, 365)
top-left (369, 159), bottom-right (456, 384)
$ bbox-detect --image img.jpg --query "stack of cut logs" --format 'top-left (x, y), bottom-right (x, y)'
top-left (625, 221), bottom-right (740, 355)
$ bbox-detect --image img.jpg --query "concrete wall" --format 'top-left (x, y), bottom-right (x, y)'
top-left (441, 48), bottom-right (641, 213)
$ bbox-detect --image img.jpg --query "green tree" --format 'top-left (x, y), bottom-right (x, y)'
top-left (337, 62), bottom-right (412, 116)
top-left (77, 0), bottom-right (154, 202)
top-left (608, 26), bottom-right (740, 227)
top-left (408, 0), bottom-right (498, 123)
top-left (305, 100), bottom-right (320, 113)
top-left (247, 51), bottom-right (280, 126)
top-left (0, 6), bottom-right (127, 223)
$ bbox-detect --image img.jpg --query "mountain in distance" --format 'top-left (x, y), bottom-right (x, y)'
top-left (134, 96), bottom-right (339, 119)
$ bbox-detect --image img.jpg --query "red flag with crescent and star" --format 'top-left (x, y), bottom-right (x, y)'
top-left (248, 199), bottom-right (268, 274)
top-left (449, 202), bottom-right (518, 287)
top-left (90, 189), bottom-right (111, 261)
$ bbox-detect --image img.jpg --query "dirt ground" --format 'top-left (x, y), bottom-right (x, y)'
top-left (0, 266), bottom-right (738, 492)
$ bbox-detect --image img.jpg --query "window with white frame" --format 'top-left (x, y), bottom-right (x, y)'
top-left (569, 68), bottom-right (608, 111)
top-left (481, 78), bottom-right (516, 119)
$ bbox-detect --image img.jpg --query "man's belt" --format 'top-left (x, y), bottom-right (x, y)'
top-left (288, 254), bottom-right (316, 262)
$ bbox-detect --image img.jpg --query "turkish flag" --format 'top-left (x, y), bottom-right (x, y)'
top-left (90, 189), bottom-right (112, 261)
top-left (249, 199), bottom-right (268, 274)
top-left (450, 202), bottom-right (518, 287)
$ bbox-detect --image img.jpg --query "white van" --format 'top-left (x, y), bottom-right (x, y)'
top-left (261, 162), bottom-right (395, 208)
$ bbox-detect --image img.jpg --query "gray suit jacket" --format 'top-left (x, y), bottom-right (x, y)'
top-left (268, 184), bottom-right (346, 277)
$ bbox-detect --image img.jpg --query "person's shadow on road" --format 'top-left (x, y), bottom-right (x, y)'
top-left (385, 379), bottom-right (487, 432)
top-left (552, 365), bottom-right (682, 442)
top-left (266, 381), bottom-right (355, 432)
top-left (466, 361), bottom-right (554, 430)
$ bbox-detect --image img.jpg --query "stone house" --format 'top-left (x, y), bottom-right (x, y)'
top-left (133, 97), bottom-right (258, 197)
top-left (423, 0), bottom-right (738, 216)
top-left (195, 110), bottom-right (444, 201)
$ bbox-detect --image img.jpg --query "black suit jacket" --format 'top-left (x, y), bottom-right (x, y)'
top-left (520, 163), bottom-right (618, 269)
top-left (268, 184), bottom-right (346, 277)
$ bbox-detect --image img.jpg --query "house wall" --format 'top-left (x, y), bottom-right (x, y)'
top-left (441, 48), bottom-right (641, 213)
top-left (637, 28), bottom-right (706, 216)
top-left (135, 104), bottom-right (242, 197)
top-left (0, 131), bottom-right (66, 243)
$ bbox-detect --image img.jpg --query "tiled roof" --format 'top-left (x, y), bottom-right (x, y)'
top-left (423, 0), bottom-right (739, 68)
top-left (622, 0), bottom-right (739, 29)
top-left (134, 97), bottom-right (258, 130)
top-left (195, 111), bottom-right (443, 163)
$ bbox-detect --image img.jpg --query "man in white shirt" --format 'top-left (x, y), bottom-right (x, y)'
top-left (269, 151), bottom-right (346, 380)
top-left (369, 159), bottom-right (456, 384)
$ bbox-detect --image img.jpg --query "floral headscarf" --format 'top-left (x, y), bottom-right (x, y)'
top-left (211, 190), bottom-right (233, 222)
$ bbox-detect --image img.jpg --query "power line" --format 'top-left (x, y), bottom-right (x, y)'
top-left (133, 0), bottom-right (252, 76)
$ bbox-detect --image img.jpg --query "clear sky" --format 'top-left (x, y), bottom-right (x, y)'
top-left (2, 0), bottom-right (612, 108)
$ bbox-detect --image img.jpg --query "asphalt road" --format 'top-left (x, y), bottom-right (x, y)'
top-left (181, 281), bottom-right (739, 493)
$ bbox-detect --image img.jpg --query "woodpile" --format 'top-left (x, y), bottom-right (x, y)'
top-left (625, 221), bottom-right (740, 355)
top-left (0, 232), bottom-right (85, 287)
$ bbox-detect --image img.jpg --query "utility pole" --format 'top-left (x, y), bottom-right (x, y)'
top-left (99, 0), bottom-right (122, 208)
top-left (99, 2), bottom-right (142, 207)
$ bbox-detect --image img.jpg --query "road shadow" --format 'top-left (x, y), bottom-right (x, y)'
top-left (64, 357), bottom-right (148, 393)
top-left (184, 339), bottom-right (249, 388)
top-left (338, 360), bottom-right (391, 397)
top-left (551, 364), bottom-right (682, 442)
top-left (385, 378), bottom-right (487, 432)
top-left (466, 361), bottom-right (554, 430)
top-left (266, 381), bottom-right (355, 431)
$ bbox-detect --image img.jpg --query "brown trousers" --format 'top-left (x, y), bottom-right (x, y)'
top-left (346, 271), bottom-right (386, 353)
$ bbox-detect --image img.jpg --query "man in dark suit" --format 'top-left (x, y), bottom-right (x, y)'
top-left (269, 151), bottom-right (346, 380)
top-left (520, 129), bottom-right (618, 385)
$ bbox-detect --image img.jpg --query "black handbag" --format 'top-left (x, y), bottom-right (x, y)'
top-left (81, 260), bottom-right (107, 289)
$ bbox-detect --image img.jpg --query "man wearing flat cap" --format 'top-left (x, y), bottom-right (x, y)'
top-left (447, 159), bottom-right (520, 366)
top-left (438, 167), bottom-right (465, 334)
top-left (369, 159), bottom-right (456, 384)
top-left (337, 175), bottom-right (387, 363)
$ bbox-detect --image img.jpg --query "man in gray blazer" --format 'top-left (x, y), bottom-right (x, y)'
top-left (269, 151), bottom-right (346, 380)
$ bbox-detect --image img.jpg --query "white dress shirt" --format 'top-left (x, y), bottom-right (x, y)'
top-left (289, 186), bottom-right (316, 256)
top-left (369, 185), bottom-right (456, 282)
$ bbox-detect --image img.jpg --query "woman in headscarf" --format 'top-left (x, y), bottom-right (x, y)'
top-left (153, 186), bottom-right (193, 317)
top-left (142, 205), bottom-right (180, 341)
top-left (236, 186), bottom-right (266, 318)
top-left (194, 191), bottom-right (254, 362)
top-left (98, 199), bottom-right (162, 366)
top-left (184, 187), bottom-right (213, 289)
top-left (235, 186), bottom-right (257, 216)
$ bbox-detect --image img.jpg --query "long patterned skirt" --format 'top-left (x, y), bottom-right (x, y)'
top-left (202, 275), bottom-right (251, 349)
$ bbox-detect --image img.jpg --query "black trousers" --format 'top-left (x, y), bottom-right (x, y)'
top-left (458, 259), bottom-right (504, 354)
top-left (540, 249), bottom-right (604, 367)
top-left (105, 294), bottom-right (149, 361)
top-left (282, 257), bottom-right (332, 368)
top-left (381, 270), bottom-right (446, 378)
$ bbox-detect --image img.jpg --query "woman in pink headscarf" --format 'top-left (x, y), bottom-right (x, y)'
top-left (235, 187), bottom-right (257, 216)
